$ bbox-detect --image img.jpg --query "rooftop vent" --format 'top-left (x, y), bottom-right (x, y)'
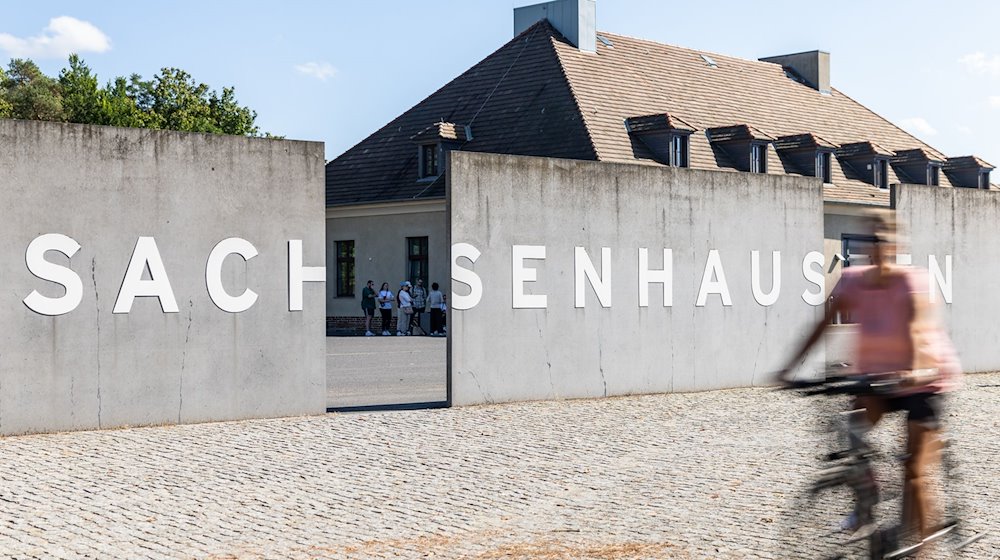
top-left (700, 54), bottom-right (717, 68)
top-left (759, 50), bottom-right (830, 94)
top-left (514, 0), bottom-right (596, 52)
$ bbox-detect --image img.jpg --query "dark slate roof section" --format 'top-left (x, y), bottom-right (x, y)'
top-left (945, 155), bottom-right (995, 170)
top-left (411, 122), bottom-right (473, 142)
top-left (328, 22), bottom-right (986, 207)
top-left (625, 113), bottom-right (696, 134)
top-left (326, 21), bottom-right (596, 206)
top-left (705, 124), bottom-right (775, 143)
top-left (892, 148), bottom-right (943, 165)
top-left (773, 133), bottom-right (837, 151)
top-left (836, 141), bottom-right (895, 159)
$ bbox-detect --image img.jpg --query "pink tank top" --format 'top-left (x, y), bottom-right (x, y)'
top-left (831, 266), bottom-right (961, 394)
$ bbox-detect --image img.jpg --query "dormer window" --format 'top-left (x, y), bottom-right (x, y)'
top-left (750, 143), bottom-right (767, 174)
top-left (419, 144), bottom-right (439, 179)
top-left (928, 164), bottom-right (940, 186)
top-left (410, 121), bottom-right (473, 181)
top-left (706, 124), bottom-right (775, 174)
top-left (943, 155), bottom-right (994, 189)
top-left (624, 113), bottom-right (694, 168)
top-left (835, 142), bottom-right (896, 188)
top-left (773, 133), bottom-right (838, 182)
top-left (816, 151), bottom-right (832, 183)
top-left (669, 133), bottom-right (689, 167)
top-left (874, 158), bottom-right (889, 189)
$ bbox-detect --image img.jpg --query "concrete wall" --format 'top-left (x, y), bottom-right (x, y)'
top-left (0, 120), bottom-right (326, 435)
top-left (449, 152), bottom-right (826, 405)
top-left (325, 205), bottom-right (448, 318)
top-left (894, 183), bottom-right (1000, 373)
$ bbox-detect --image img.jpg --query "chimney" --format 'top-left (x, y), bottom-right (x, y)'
top-left (759, 50), bottom-right (830, 94)
top-left (514, 0), bottom-right (596, 52)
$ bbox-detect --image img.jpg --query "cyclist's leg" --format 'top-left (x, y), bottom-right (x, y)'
top-left (854, 394), bottom-right (887, 426)
top-left (902, 394), bottom-right (944, 539)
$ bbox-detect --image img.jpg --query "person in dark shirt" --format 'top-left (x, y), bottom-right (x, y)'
top-left (361, 280), bottom-right (377, 336)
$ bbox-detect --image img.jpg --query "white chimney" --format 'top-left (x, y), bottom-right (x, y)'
top-left (514, 0), bottom-right (596, 53)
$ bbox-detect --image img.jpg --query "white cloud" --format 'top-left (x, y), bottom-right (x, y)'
top-left (294, 61), bottom-right (336, 81)
top-left (0, 16), bottom-right (111, 59)
top-left (959, 52), bottom-right (1000, 78)
top-left (898, 117), bottom-right (937, 137)
top-left (957, 125), bottom-right (973, 135)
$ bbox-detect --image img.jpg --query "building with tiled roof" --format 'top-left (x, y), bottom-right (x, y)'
top-left (323, 0), bottom-right (994, 329)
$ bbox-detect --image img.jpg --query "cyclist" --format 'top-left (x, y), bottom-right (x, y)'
top-left (778, 210), bottom-right (961, 544)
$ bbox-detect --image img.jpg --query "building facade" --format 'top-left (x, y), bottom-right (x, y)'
top-left (324, 0), bottom-right (993, 332)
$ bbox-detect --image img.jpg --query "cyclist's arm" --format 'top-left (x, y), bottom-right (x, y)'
top-left (777, 295), bottom-right (845, 383)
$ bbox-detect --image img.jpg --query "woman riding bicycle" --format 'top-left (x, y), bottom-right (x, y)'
top-left (778, 210), bottom-right (961, 545)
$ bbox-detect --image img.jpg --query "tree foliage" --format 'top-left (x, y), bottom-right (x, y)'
top-left (0, 55), bottom-right (269, 136)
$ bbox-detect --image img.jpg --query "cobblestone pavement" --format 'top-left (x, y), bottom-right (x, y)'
top-left (1, 374), bottom-right (999, 559)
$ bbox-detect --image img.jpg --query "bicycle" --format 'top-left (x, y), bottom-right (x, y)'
top-left (779, 372), bottom-right (986, 559)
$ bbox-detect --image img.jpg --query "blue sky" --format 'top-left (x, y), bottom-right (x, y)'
top-left (5, 1), bottom-right (1000, 165)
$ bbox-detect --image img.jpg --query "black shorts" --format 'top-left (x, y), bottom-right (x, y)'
top-left (362, 307), bottom-right (374, 317)
top-left (884, 392), bottom-right (943, 429)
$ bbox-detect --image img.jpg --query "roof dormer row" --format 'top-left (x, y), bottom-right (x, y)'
top-left (624, 113), bottom-right (994, 190)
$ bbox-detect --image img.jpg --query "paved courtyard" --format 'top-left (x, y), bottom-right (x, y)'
top-left (0, 372), bottom-right (998, 559)
top-left (326, 337), bottom-right (446, 409)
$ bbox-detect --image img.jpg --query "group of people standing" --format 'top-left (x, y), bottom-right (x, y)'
top-left (360, 279), bottom-right (447, 337)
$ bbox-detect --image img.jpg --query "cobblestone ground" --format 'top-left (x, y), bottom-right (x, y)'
top-left (1, 374), bottom-right (999, 559)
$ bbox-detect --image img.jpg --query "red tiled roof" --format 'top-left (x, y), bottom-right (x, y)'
top-left (327, 21), bottom-right (982, 207)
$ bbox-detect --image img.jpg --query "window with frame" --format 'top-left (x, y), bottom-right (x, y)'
top-left (419, 144), bottom-right (439, 178)
top-left (335, 240), bottom-right (355, 298)
top-left (750, 143), bottom-right (767, 174)
top-left (407, 236), bottom-right (429, 286)
top-left (669, 134), bottom-right (689, 168)
top-left (816, 151), bottom-right (832, 183)
top-left (874, 158), bottom-right (889, 189)
top-left (927, 164), bottom-right (940, 186)
top-left (980, 171), bottom-right (991, 189)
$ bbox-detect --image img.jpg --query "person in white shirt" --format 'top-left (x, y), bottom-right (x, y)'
top-left (396, 281), bottom-right (414, 336)
top-left (376, 282), bottom-right (394, 336)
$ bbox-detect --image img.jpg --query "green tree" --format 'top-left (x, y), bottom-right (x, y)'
top-left (99, 76), bottom-right (158, 129)
top-left (2, 59), bottom-right (64, 121)
top-left (210, 86), bottom-right (259, 136)
top-left (59, 54), bottom-right (101, 124)
top-left (0, 55), bottom-right (270, 137)
top-left (0, 67), bottom-right (11, 118)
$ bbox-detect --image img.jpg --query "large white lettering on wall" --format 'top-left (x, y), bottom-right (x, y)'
top-left (20, 234), bottom-right (325, 316)
top-left (451, 242), bottom-right (483, 311)
top-left (450, 243), bottom-right (955, 311)
top-left (207, 237), bottom-right (259, 313)
top-left (512, 245), bottom-right (547, 309)
top-left (114, 237), bottom-right (179, 314)
top-left (23, 233), bottom-right (84, 316)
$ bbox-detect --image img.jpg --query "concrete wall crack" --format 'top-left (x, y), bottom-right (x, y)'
top-left (91, 257), bottom-right (102, 428)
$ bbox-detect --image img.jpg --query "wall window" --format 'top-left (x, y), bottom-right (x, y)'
top-left (669, 134), bottom-right (689, 168)
top-left (407, 236), bottom-right (429, 286)
top-left (980, 171), bottom-right (991, 189)
top-left (927, 164), bottom-right (940, 186)
top-left (419, 144), bottom-right (439, 178)
top-left (874, 158), bottom-right (889, 189)
top-left (816, 151), bottom-right (832, 183)
top-left (335, 240), bottom-right (355, 297)
top-left (750, 143), bottom-right (767, 173)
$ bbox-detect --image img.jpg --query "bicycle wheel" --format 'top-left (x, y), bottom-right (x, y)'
top-left (780, 481), bottom-right (878, 560)
top-left (930, 434), bottom-right (988, 557)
